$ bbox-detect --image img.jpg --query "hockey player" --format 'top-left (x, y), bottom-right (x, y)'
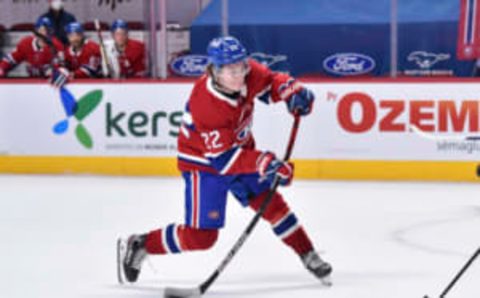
top-left (0, 17), bottom-right (64, 78)
top-left (102, 19), bottom-right (146, 78)
top-left (118, 36), bottom-right (332, 284)
top-left (64, 22), bottom-right (101, 78)
top-left (50, 22), bottom-right (101, 88)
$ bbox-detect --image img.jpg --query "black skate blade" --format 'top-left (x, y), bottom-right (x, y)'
top-left (164, 286), bottom-right (202, 298)
top-left (117, 238), bottom-right (126, 284)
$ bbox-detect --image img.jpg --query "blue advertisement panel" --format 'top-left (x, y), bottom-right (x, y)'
top-left (190, 0), bottom-right (475, 77)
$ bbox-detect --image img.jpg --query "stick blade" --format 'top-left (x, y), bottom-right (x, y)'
top-left (164, 287), bottom-right (202, 298)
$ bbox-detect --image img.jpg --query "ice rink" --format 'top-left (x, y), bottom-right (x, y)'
top-left (1, 174), bottom-right (480, 298)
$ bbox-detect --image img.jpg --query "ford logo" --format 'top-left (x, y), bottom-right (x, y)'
top-left (323, 53), bottom-right (375, 76)
top-left (170, 55), bottom-right (209, 77)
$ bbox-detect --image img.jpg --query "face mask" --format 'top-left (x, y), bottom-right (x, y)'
top-left (50, 0), bottom-right (64, 11)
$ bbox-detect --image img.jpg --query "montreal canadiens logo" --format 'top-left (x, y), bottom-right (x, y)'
top-left (170, 55), bottom-right (209, 77)
top-left (323, 53), bottom-right (375, 76)
top-left (236, 117), bottom-right (253, 142)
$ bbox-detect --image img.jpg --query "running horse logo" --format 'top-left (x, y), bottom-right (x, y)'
top-left (407, 51), bottom-right (451, 69)
top-left (249, 52), bottom-right (288, 68)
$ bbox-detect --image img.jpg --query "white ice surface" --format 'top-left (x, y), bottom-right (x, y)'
top-left (1, 175), bottom-right (479, 298)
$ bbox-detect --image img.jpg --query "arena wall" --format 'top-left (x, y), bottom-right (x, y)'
top-left (0, 78), bottom-right (478, 181)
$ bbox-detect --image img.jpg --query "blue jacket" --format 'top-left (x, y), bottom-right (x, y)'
top-left (40, 9), bottom-right (77, 45)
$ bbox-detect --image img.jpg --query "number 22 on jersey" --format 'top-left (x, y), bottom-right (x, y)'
top-left (201, 130), bottom-right (223, 151)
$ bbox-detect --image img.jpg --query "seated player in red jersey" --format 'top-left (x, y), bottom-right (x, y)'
top-left (50, 22), bottom-right (101, 87)
top-left (0, 17), bottom-right (64, 78)
top-left (117, 36), bottom-right (332, 284)
top-left (64, 22), bottom-right (101, 78)
top-left (102, 19), bottom-right (147, 78)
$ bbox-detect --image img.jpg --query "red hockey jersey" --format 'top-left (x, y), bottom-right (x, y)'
top-left (458, 0), bottom-right (480, 60)
top-left (177, 59), bottom-right (300, 175)
top-left (117, 39), bottom-right (146, 78)
top-left (0, 35), bottom-right (64, 77)
top-left (64, 39), bottom-right (101, 78)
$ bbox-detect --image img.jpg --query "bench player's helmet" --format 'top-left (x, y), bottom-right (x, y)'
top-left (35, 17), bottom-right (53, 33)
top-left (65, 22), bottom-right (84, 35)
top-left (111, 19), bottom-right (128, 32)
top-left (207, 36), bottom-right (247, 68)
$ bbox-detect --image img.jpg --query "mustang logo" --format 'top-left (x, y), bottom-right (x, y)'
top-left (249, 52), bottom-right (287, 68)
top-left (407, 51), bottom-right (450, 69)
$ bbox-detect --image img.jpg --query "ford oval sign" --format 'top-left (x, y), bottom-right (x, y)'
top-left (323, 53), bottom-right (375, 76)
top-left (170, 55), bottom-right (209, 77)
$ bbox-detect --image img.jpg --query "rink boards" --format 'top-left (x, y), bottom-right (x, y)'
top-left (0, 79), bottom-right (479, 181)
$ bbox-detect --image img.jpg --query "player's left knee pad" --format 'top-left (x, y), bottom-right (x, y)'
top-left (248, 191), bottom-right (290, 223)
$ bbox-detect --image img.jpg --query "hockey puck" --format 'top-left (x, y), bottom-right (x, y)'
top-left (477, 164), bottom-right (480, 178)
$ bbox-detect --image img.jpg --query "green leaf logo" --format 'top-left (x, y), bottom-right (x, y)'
top-left (75, 123), bottom-right (93, 149)
top-left (75, 90), bottom-right (103, 121)
top-left (53, 88), bottom-right (103, 149)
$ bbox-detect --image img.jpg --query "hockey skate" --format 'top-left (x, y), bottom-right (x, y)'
top-left (301, 250), bottom-right (333, 286)
top-left (117, 234), bottom-right (147, 284)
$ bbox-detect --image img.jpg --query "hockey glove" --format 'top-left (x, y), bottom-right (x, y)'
top-left (257, 152), bottom-right (294, 187)
top-left (286, 87), bottom-right (315, 116)
top-left (50, 67), bottom-right (70, 88)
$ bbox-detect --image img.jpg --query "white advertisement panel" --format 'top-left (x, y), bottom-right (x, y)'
top-left (303, 82), bottom-right (480, 161)
top-left (0, 81), bottom-right (479, 161)
top-left (0, 83), bottom-right (190, 156)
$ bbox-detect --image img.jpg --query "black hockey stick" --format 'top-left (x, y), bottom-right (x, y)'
top-left (439, 247), bottom-right (480, 298)
top-left (33, 30), bottom-right (55, 50)
top-left (32, 30), bottom-right (70, 87)
top-left (164, 114), bottom-right (302, 298)
top-left (32, 30), bottom-right (60, 68)
top-left (423, 247), bottom-right (480, 298)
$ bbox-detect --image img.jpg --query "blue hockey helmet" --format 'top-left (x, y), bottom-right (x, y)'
top-left (111, 19), bottom-right (128, 32)
top-left (207, 36), bottom-right (247, 68)
top-left (35, 17), bottom-right (53, 31)
top-left (65, 22), bottom-right (84, 34)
